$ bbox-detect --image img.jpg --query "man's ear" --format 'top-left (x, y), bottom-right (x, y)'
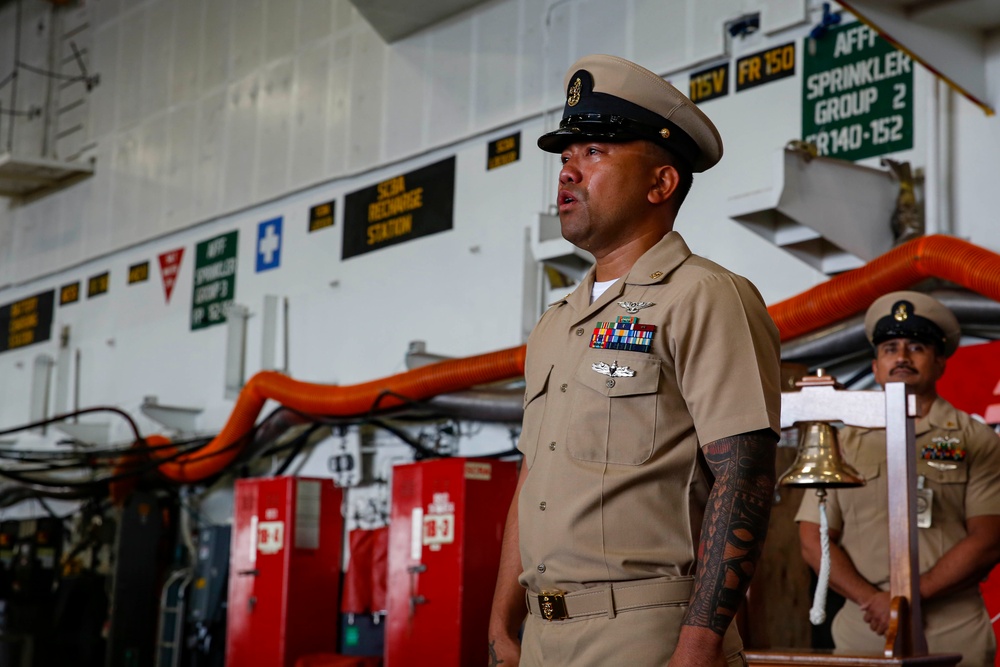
top-left (648, 164), bottom-right (680, 205)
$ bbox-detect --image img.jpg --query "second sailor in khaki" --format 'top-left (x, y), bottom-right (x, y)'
top-left (797, 291), bottom-right (1000, 666)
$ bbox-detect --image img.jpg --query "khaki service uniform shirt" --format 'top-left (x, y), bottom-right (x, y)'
top-left (796, 398), bottom-right (1000, 665)
top-left (517, 232), bottom-right (781, 665)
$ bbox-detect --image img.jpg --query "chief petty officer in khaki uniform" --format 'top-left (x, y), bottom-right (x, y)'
top-left (488, 54), bottom-right (782, 667)
top-left (797, 291), bottom-right (1000, 665)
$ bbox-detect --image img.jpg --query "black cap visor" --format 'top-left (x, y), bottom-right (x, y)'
top-left (871, 315), bottom-right (947, 353)
top-left (537, 113), bottom-right (699, 170)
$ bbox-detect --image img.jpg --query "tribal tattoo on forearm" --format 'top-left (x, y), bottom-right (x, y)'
top-left (488, 640), bottom-right (504, 666)
top-left (684, 429), bottom-right (777, 635)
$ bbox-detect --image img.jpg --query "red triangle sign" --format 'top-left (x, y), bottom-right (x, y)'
top-left (158, 248), bottom-right (185, 303)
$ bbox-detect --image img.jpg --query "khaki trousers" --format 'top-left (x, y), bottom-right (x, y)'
top-left (521, 603), bottom-right (745, 666)
top-left (832, 587), bottom-right (996, 666)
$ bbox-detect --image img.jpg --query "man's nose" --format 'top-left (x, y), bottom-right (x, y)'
top-left (559, 158), bottom-right (580, 184)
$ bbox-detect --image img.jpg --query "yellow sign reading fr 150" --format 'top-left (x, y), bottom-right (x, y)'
top-left (736, 42), bottom-right (795, 92)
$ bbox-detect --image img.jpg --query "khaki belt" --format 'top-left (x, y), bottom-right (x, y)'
top-left (526, 576), bottom-right (694, 621)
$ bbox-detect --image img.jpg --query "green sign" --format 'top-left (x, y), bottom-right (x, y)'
top-left (191, 230), bottom-right (238, 331)
top-left (802, 22), bottom-right (913, 161)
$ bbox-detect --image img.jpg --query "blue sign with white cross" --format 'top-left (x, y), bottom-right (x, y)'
top-left (256, 217), bottom-right (283, 272)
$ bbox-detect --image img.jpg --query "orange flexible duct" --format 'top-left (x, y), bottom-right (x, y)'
top-left (767, 235), bottom-right (1000, 341)
top-left (154, 345), bottom-right (527, 482)
top-left (150, 234), bottom-right (1000, 484)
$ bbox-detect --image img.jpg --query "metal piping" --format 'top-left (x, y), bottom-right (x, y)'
top-left (781, 288), bottom-right (1000, 363)
top-left (424, 388), bottom-right (524, 423)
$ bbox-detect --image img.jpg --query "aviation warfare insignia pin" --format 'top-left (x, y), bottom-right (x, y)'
top-left (590, 316), bottom-right (655, 352)
top-left (618, 300), bottom-right (654, 314)
top-left (592, 361), bottom-right (635, 378)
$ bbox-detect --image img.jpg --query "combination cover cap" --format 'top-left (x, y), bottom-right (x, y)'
top-left (864, 290), bottom-right (961, 357)
top-left (537, 54), bottom-right (723, 172)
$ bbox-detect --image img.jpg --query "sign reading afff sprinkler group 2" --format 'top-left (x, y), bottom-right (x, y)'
top-left (191, 230), bottom-right (238, 331)
top-left (802, 22), bottom-right (913, 161)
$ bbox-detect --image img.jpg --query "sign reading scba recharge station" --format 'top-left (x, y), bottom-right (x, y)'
top-left (342, 157), bottom-right (455, 260)
top-left (802, 22), bottom-right (913, 161)
top-left (0, 291), bottom-right (54, 353)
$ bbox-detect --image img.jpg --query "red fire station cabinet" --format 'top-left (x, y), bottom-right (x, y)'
top-left (385, 458), bottom-right (517, 666)
top-left (226, 476), bottom-right (344, 667)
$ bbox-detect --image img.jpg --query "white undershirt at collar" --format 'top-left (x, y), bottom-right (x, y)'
top-left (590, 278), bottom-right (619, 304)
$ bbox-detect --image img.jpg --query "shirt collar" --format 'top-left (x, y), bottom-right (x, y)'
top-left (624, 230), bottom-right (691, 286)
top-left (555, 231), bottom-right (692, 316)
top-left (915, 396), bottom-right (959, 435)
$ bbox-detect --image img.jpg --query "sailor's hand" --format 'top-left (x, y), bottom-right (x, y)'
top-left (488, 636), bottom-right (520, 666)
top-left (860, 590), bottom-right (892, 636)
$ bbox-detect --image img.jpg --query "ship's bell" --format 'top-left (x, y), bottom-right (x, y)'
top-left (778, 421), bottom-right (865, 488)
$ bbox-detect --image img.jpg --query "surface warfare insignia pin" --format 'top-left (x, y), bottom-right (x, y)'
top-left (618, 300), bottom-right (654, 314)
top-left (590, 316), bottom-right (655, 352)
top-left (592, 361), bottom-right (635, 378)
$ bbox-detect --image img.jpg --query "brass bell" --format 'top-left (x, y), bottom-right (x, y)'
top-left (778, 421), bottom-right (865, 488)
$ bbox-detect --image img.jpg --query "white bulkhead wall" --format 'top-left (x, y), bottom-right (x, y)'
top-left (0, 0), bottom-right (996, 443)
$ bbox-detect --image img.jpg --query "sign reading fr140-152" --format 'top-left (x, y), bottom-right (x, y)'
top-left (802, 22), bottom-right (913, 161)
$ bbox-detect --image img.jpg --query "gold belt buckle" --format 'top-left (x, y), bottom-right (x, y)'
top-left (538, 590), bottom-right (568, 621)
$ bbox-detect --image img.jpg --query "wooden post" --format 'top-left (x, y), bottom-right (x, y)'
top-left (883, 382), bottom-right (926, 657)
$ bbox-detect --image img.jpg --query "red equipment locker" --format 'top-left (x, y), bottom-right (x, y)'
top-left (385, 458), bottom-right (517, 666)
top-left (226, 477), bottom-right (344, 667)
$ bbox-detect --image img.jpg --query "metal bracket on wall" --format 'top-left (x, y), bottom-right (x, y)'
top-left (225, 304), bottom-right (251, 400)
top-left (728, 146), bottom-right (900, 274)
top-left (140, 397), bottom-right (204, 435)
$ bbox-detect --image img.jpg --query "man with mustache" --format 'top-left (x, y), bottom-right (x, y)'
top-left (488, 54), bottom-right (781, 666)
top-left (797, 290), bottom-right (1000, 665)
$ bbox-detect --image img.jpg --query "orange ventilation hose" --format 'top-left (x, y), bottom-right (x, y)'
top-left (154, 345), bottom-right (527, 482)
top-left (150, 234), bottom-right (1000, 484)
top-left (767, 235), bottom-right (1000, 341)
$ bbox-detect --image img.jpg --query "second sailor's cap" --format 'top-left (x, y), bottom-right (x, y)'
top-left (864, 291), bottom-right (961, 357)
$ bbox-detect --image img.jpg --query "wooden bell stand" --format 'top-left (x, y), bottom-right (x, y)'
top-left (746, 382), bottom-right (961, 666)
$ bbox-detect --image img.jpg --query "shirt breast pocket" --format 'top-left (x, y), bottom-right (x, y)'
top-left (843, 458), bottom-right (884, 527)
top-left (566, 353), bottom-right (661, 465)
top-left (918, 459), bottom-right (968, 514)
top-left (520, 365), bottom-right (553, 468)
